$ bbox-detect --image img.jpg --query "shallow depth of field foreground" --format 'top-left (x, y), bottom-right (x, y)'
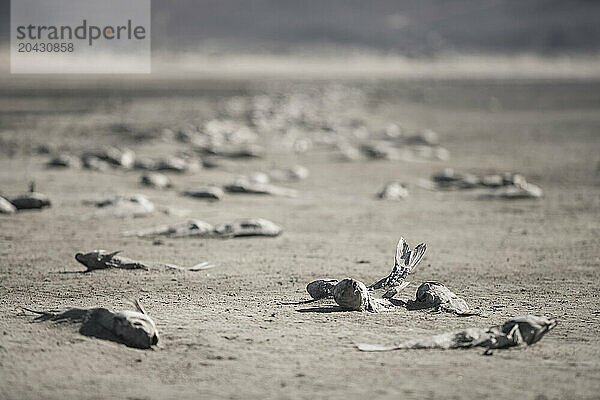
top-left (0, 79), bottom-right (599, 399)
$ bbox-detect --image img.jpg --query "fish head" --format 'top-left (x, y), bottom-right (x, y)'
top-left (75, 250), bottom-right (119, 270)
top-left (333, 278), bottom-right (370, 311)
top-left (112, 310), bottom-right (159, 349)
top-left (501, 315), bottom-right (557, 345)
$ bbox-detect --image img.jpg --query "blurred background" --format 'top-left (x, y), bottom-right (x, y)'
top-left (1, 0), bottom-right (600, 78)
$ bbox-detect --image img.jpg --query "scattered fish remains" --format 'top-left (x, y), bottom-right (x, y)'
top-left (213, 218), bottom-right (282, 238)
top-left (8, 192), bottom-right (52, 210)
top-left (46, 148), bottom-right (202, 174)
top-left (6, 85), bottom-right (562, 365)
top-left (268, 165), bottom-right (310, 182)
top-left (123, 218), bottom-right (282, 239)
top-left (335, 143), bottom-right (362, 162)
top-left (82, 146), bottom-right (135, 169)
top-left (175, 118), bottom-right (259, 149)
top-left (360, 142), bottom-right (414, 161)
top-left (81, 154), bottom-right (111, 171)
top-left (196, 144), bottom-right (265, 159)
top-left (83, 194), bottom-right (155, 218)
top-left (0, 196), bottom-right (17, 214)
top-left (24, 299), bottom-right (159, 349)
top-left (405, 129), bottom-right (440, 146)
top-left (122, 220), bottom-right (214, 238)
top-left (140, 172), bottom-right (173, 190)
top-left (358, 128), bottom-right (449, 162)
top-left (0, 183), bottom-right (51, 213)
top-left (306, 237), bottom-right (426, 312)
top-left (75, 250), bottom-right (213, 272)
top-left (361, 142), bottom-right (449, 162)
top-left (46, 153), bottom-right (82, 169)
top-left (430, 169), bottom-right (543, 199)
top-left (377, 182), bottom-right (409, 200)
top-left (479, 182), bottom-right (544, 199)
top-left (224, 177), bottom-right (298, 197)
top-left (134, 156), bottom-right (201, 173)
top-left (432, 168), bottom-right (481, 189)
top-left (356, 315), bottom-right (557, 352)
top-left (306, 279), bottom-right (339, 300)
top-left (400, 281), bottom-right (477, 315)
top-left (180, 186), bottom-right (224, 201)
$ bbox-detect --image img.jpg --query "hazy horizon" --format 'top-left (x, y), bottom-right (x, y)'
top-left (2, 0), bottom-right (600, 56)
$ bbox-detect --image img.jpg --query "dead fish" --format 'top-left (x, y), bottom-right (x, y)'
top-left (202, 119), bottom-right (259, 145)
top-left (361, 141), bottom-right (423, 162)
top-left (404, 129), bottom-right (439, 146)
top-left (122, 220), bottom-right (215, 238)
top-left (432, 168), bottom-right (461, 184)
top-left (335, 143), bottom-right (363, 161)
top-left (224, 178), bottom-right (298, 198)
top-left (180, 186), bottom-right (223, 201)
top-left (82, 146), bottom-right (135, 169)
top-left (217, 144), bottom-right (264, 159)
top-left (431, 170), bottom-right (538, 194)
top-left (76, 250), bottom-right (150, 271)
top-left (134, 156), bottom-right (200, 173)
top-left (480, 182), bottom-right (543, 199)
top-left (9, 192), bottom-right (51, 210)
top-left (0, 196), bottom-right (17, 214)
top-left (269, 165), bottom-right (309, 182)
top-left (481, 173), bottom-right (526, 188)
top-left (188, 261), bottom-right (217, 271)
top-left (212, 218), bottom-right (282, 238)
top-left (84, 194), bottom-right (155, 218)
top-left (356, 315), bottom-right (557, 352)
top-left (360, 142), bottom-right (403, 161)
top-left (201, 157), bottom-right (236, 170)
top-left (175, 125), bottom-right (200, 143)
top-left (381, 123), bottom-right (404, 139)
top-left (133, 157), bottom-right (157, 170)
top-left (306, 237), bottom-right (426, 312)
top-left (35, 143), bottom-right (56, 155)
top-left (363, 237), bottom-right (426, 298)
top-left (413, 145), bottom-right (450, 161)
top-left (401, 281), bottom-right (477, 315)
top-left (197, 144), bottom-right (264, 159)
top-left (24, 299), bottom-right (159, 349)
top-left (75, 250), bottom-right (213, 272)
top-left (46, 153), bottom-right (81, 168)
top-left (333, 279), bottom-right (388, 312)
top-left (122, 218), bottom-right (282, 239)
top-left (81, 155), bottom-right (112, 171)
top-left (157, 205), bottom-right (190, 217)
top-left (140, 172), bottom-right (172, 189)
top-left (481, 174), bottom-right (505, 188)
top-left (306, 279), bottom-right (339, 300)
top-left (432, 168), bottom-right (480, 190)
top-left (244, 172), bottom-right (271, 185)
top-left (377, 182), bottom-right (408, 200)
